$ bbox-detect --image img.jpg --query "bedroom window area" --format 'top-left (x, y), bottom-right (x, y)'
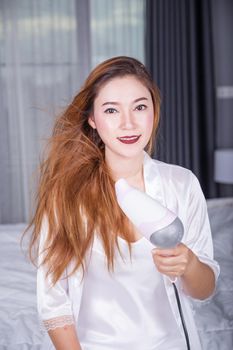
top-left (0, 0), bottom-right (145, 223)
top-left (90, 0), bottom-right (145, 67)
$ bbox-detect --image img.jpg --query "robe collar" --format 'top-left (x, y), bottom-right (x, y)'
top-left (143, 152), bottom-right (166, 207)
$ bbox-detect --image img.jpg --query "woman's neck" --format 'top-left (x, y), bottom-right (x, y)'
top-left (106, 152), bottom-right (145, 191)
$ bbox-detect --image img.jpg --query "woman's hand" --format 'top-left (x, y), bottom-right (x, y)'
top-left (151, 243), bottom-right (215, 300)
top-left (151, 243), bottom-right (196, 279)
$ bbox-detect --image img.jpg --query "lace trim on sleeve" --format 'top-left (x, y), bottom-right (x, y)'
top-left (43, 315), bottom-right (74, 331)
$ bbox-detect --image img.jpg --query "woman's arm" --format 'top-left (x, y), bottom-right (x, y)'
top-left (48, 324), bottom-right (82, 350)
top-left (179, 244), bottom-right (215, 299)
top-left (151, 243), bottom-right (215, 299)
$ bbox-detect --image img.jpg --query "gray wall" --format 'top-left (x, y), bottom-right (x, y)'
top-left (212, 0), bottom-right (233, 196)
top-left (212, 0), bottom-right (233, 148)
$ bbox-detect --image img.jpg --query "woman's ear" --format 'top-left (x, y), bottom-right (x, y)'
top-left (88, 115), bottom-right (96, 129)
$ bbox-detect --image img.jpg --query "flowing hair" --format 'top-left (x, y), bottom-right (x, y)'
top-left (27, 56), bottom-right (161, 284)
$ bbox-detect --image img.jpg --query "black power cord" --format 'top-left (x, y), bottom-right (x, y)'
top-left (172, 282), bottom-right (191, 350)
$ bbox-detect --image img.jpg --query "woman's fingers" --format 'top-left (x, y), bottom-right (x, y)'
top-left (151, 243), bottom-right (193, 277)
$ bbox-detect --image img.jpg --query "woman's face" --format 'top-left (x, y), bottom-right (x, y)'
top-left (88, 75), bottom-right (154, 163)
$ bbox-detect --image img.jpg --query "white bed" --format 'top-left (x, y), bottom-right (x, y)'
top-left (0, 198), bottom-right (233, 349)
top-left (193, 198), bottom-right (233, 350)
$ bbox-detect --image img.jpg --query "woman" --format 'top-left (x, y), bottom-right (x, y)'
top-left (29, 56), bottom-right (219, 349)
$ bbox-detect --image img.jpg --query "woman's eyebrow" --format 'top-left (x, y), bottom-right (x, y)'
top-left (101, 97), bottom-right (148, 107)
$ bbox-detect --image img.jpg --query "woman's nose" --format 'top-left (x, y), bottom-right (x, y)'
top-left (120, 110), bottom-right (135, 129)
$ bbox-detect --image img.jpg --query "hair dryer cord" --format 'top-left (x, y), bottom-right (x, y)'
top-left (172, 282), bottom-right (191, 350)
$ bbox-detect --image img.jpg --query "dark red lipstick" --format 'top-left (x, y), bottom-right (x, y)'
top-left (117, 135), bottom-right (141, 144)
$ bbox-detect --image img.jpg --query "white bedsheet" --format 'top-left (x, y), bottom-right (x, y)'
top-left (193, 198), bottom-right (233, 350)
top-left (0, 224), bottom-right (43, 349)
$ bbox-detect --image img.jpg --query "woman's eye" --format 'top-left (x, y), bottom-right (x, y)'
top-left (104, 108), bottom-right (117, 114)
top-left (135, 104), bottom-right (147, 111)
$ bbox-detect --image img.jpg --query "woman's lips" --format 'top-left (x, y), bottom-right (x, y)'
top-left (117, 135), bottom-right (141, 144)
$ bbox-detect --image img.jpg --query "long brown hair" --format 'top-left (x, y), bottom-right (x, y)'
top-left (27, 56), bottom-right (161, 284)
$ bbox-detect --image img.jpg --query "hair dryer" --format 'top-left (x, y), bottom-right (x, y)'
top-left (115, 178), bottom-right (184, 248)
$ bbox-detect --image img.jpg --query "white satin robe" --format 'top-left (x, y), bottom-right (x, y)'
top-left (38, 152), bottom-right (220, 349)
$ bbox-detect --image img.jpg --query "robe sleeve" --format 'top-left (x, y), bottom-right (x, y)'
top-left (37, 216), bottom-right (83, 331)
top-left (184, 173), bottom-right (220, 283)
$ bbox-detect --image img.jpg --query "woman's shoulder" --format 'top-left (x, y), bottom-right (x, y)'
top-left (151, 159), bottom-right (205, 208)
top-left (149, 157), bottom-right (194, 183)
top-left (144, 153), bottom-right (202, 200)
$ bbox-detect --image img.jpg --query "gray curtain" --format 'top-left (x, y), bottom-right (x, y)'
top-left (0, 0), bottom-right (145, 224)
top-left (145, 0), bottom-right (217, 198)
top-left (0, 0), bottom-right (81, 224)
top-left (90, 0), bottom-right (145, 67)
